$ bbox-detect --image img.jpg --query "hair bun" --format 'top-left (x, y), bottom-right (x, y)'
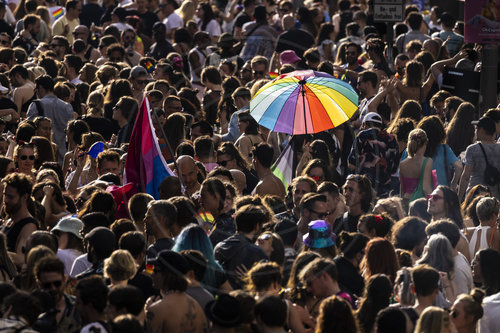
top-left (470, 288), bottom-right (485, 304)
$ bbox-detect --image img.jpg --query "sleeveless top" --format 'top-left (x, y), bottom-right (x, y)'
top-left (3, 217), bottom-right (37, 252)
top-left (189, 48), bottom-right (206, 83)
top-left (21, 93), bottom-right (35, 115)
top-left (468, 225), bottom-right (491, 259)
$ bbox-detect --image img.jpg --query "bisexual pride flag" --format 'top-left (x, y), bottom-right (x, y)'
top-left (124, 96), bottom-right (176, 199)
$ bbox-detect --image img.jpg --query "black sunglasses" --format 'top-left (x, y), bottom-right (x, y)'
top-left (217, 158), bottom-right (233, 167)
top-left (20, 155), bottom-right (35, 160)
top-left (0, 40), bottom-right (9, 45)
top-left (41, 280), bottom-right (63, 289)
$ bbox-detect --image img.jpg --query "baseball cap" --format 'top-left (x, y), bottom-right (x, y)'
top-left (147, 250), bottom-right (190, 274)
top-left (85, 227), bottom-right (116, 255)
top-left (362, 112), bottom-right (383, 125)
top-left (129, 65), bottom-right (148, 79)
top-left (280, 50), bottom-right (301, 65)
top-left (52, 217), bottom-right (83, 239)
top-left (472, 116), bottom-right (496, 136)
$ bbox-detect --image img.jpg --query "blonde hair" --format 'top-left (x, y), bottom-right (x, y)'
top-left (407, 128), bottom-right (428, 157)
top-left (176, 0), bottom-right (195, 23)
top-left (104, 249), bottom-right (137, 282)
top-left (456, 288), bottom-right (485, 324)
top-left (86, 91), bottom-right (104, 117)
top-left (414, 306), bottom-right (449, 333)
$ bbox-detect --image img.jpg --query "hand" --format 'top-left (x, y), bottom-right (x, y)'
top-left (43, 185), bottom-right (54, 197)
top-left (74, 147), bottom-right (85, 170)
top-left (235, 264), bottom-right (248, 280)
top-left (20, 29), bottom-right (31, 39)
top-left (145, 295), bottom-right (161, 310)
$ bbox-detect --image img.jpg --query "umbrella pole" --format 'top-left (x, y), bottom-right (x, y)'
top-left (299, 80), bottom-right (307, 133)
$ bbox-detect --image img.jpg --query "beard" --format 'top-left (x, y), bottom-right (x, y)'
top-left (4, 200), bottom-right (21, 216)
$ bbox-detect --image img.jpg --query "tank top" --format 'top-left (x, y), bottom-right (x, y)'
top-left (189, 48), bottom-right (206, 84)
top-left (468, 225), bottom-right (491, 259)
top-left (3, 217), bottom-right (37, 252)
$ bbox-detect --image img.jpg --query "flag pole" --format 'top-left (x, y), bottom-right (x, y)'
top-left (147, 94), bottom-right (190, 198)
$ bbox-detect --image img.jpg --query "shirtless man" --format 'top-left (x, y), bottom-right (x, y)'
top-left (8, 65), bottom-right (35, 118)
top-left (251, 142), bottom-right (286, 199)
top-left (176, 155), bottom-right (201, 196)
top-left (146, 250), bottom-right (206, 333)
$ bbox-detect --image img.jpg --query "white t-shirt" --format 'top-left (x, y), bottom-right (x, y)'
top-left (163, 12), bottom-right (183, 33)
top-left (453, 253), bottom-right (473, 296)
top-left (480, 292), bottom-right (500, 333)
top-left (69, 253), bottom-right (91, 277)
top-left (57, 248), bottom-right (82, 276)
top-left (199, 19), bottom-right (221, 37)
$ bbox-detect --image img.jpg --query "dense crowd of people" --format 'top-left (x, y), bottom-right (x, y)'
top-left (0, 0), bottom-right (498, 331)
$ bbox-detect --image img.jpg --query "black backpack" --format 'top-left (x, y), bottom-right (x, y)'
top-left (479, 143), bottom-right (500, 186)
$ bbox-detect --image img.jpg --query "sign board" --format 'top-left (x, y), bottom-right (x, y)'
top-left (464, 0), bottom-right (500, 44)
top-left (373, 0), bottom-right (404, 22)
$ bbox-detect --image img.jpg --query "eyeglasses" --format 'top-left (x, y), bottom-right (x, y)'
top-left (241, 68), bottom-right (251, 73)
top-left (110, 57), bottom-right (122, 62)
top-left (41, 280), bottom-right (63, 289)
top-left (309, 209), bottom-right (329, 219)
top-left (427, 194), bottom-right (443, 201)
top-left (217, 158), bottom-right (234, 167)
top-left (279, 8), bottom-right (290, 13)
top-left (20, 155), bottom-right (35, 160)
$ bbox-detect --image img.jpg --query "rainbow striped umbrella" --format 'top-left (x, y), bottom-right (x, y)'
top-left (250, 70), bottom-right (358, 134)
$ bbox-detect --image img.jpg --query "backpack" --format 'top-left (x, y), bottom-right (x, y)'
top-left (479, 143), bottom-right (500, 186)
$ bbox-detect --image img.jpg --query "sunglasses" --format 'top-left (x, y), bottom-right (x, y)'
top-left (427, 194), bottom-right (443, 201)
top-left (450, 310), bottom-right (458, 318)
top-left (136, 79), bottom-right (147, 84)
top-left (0, 40), bottom-right (9, 45)
top-left (217, 158), bottom-right (233, 167)
top-left (309, 209), bottom-right (329, 219)
top-left (20, 155), bottom-right (35, 160)
top-left (253, 71), bottom-right (266, 76)
top-left (41, 280), bottom-right (63, 289)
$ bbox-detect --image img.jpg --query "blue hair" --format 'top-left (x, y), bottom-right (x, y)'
top-left (172, 224), bottom-right (224, 292)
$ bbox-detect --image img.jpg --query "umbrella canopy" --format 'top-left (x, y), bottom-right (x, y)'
top-left (250, 70), bottom-right (358, 135)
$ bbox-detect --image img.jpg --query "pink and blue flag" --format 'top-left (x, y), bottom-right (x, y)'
top-left (124, 96), bottom-right (175, 199)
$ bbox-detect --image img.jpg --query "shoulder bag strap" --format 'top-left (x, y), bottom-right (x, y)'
top-left (34, 100), bottom-right (44, 117)
top-left (478, 143), bottom-right (491, 165)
